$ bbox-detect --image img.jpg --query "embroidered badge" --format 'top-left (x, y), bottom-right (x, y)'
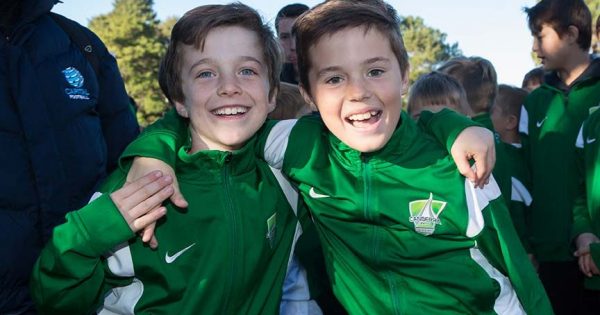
top-left (266, 213), bottom-right (277, 248)
top-left (408, 193), bottom-right (447, 236)
top-left (62, 67), bottom-right (90, 100)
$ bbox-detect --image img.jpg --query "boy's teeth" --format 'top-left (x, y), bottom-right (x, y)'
top-left (348, 110), bottom-right (378, 121)
top-left (213, 106), bottom-right (248, 115)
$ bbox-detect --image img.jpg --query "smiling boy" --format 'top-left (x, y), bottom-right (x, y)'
top-left (30, 4), bottom-right (309, 314)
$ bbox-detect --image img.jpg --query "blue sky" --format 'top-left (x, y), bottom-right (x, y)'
top-left (53, 0), bottom-right (539, 86)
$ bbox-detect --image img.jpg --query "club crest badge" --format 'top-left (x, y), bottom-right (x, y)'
top-left (62, 67), bottom-right (90, 100)
top-left (266, 213), bottom-right (277, 249)
top-left (408, 193), bottom-right (447, 236)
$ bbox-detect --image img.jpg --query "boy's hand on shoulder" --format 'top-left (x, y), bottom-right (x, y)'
top-left (111, 171), bottom-right (173, 234)
top-left (451, 126), bottom-right (495, 188)
top-left (128, 157), bottom-right (188, 208)
top-left (127, 157), bottom-right (188, 248)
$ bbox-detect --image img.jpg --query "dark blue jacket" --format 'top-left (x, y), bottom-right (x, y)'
top-left (0, 0), bottom-right (139, 312)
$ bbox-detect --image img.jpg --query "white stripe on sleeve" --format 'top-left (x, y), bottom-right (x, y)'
top-left (519, 105), bottom-right (529, 135)
top-left (511, 177), bottom-right (532, 206)
top-left (576, 124), bottom-right (585, 149)
top-left (464, 175), bottom-right (502, 237)
top-left (264, 120), bottom-right (298, 169)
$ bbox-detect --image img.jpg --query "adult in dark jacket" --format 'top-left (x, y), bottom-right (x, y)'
top-left (0, 0), bottom-right (139, 313)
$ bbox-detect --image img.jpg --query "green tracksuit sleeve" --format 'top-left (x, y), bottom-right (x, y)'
top-left (572, 145), bottom-right (592, 238)
top-left (30, 184), bottom-right (134, 314)
top-left (417, 109), bottom-right (482, 153)
top-left (475, 193), bottom-right (553, 314)
top-left (119, 108), bottom-right (188, 170)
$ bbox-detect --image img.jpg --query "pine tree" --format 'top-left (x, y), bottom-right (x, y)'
top-left (89, 0), bottom-right (168, 126)
top-left (400, 16), bottom-right (461, 84)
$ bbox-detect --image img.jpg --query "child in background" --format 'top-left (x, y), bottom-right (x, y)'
top-left (438, 56), bottom-right (513, 207)
top-left (30, 4), bottom-right (317, 314)
top-left (491, 85), bottom-right (535, 262)
top-left (521, 1), bottom-right (600, 313)
top-left (269, 82), bottom-right (315, 120)
top-left (521, 67), bottom-right (545, 92)
top-left (122, 1), bottom-right (552, 313)
top-left (573, 107), bottom-right (600, 314)
top-left (406, 71), bottom-right (473, 120)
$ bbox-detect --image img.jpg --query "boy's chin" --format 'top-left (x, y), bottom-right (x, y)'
top-left (343, 137), bottom-right (387, 153)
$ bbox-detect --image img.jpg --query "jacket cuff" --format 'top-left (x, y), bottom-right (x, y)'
top-left (70, 194), bottom-right (134, 256)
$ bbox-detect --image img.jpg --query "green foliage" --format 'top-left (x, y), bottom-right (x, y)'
top-left (89, 0), bottom-right (168, 126)
top-left (158, 16), bottom-right (178, 43)
top-left (587, 0), bottom-right (600, 53)
top-left (400, 16), bottom-right (462, 84)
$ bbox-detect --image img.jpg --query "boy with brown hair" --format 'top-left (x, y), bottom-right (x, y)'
top-left (30, 4), bottom-right (316, 314)
top-left (122, 1), bottom-right (552, 313)
top-left (269, 82), bottom-right (314, 119)
top-left (522, 67), bottom-right (545, 92)
top-left (491, 85), bottom-right (534, 259)
top-left (407, 71), bottom-right (473, 120)
top-left (438, 56), bottom-right (513, 207)
top-left (521, 0), bottom-right (600, 313)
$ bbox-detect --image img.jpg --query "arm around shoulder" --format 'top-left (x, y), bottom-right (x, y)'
top-left (30, 194), bottom-right (133, 315)
top-left (118, 108), bottom-right (188, 171)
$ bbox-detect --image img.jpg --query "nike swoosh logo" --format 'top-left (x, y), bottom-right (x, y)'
top-left (165, 243), bottom-right (196, 264)
top-left (309, 187), bottom-right (330, 199)
top-left (536, 116), bottom-right (547, 128)
top-left (587, 137), bottom-right (597, 144)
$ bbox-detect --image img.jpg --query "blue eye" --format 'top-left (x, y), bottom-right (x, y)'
top-left (240, 68), bottom-right (257, 76)
top-left (325, 76), bottom-right (342, 84)
top-left (368, 69), bottom-right (384, 77)
top-left (197, 71), bottom-right (214, 78)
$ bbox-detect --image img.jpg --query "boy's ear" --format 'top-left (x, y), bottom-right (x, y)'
top-left (299, 84), bottom-right (318, 111)
top-left (506, 114), bottom-right (518, 130)
top-left (400, 68), bottom-right (410, 95)
top-left (174, 101), bottom-right (190, 118)
top-left (268, 88), bottom-right (278, 113)
top-left (566, 25), bottom-right (580, 45)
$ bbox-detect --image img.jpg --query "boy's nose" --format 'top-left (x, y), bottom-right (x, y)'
top-left (217, 74), bottom-right (242, 96)
top-left (532, 38), bottom-right (540, 53)
top-left (347, 78), bottom-right (371, 102)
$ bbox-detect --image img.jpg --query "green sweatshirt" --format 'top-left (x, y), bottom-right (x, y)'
top-left (30, 135), bottom-right (303, 315)
top-left (573, 107), bottom-right (600, 290)
top-left (504, 143), bottom-right (533, 253)
top-left (258, 113), bottom-right (550, 315)
top-left (121, 109), bottom-right (551, 314)
top-left (520, 58), bottom-right (600, 262)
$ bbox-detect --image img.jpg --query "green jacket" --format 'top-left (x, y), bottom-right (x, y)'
top-left (520, 58), bottom-right (600, 262)
top-left (504, 143), bottom-right (533, 253)
top-left (30, 134), bottom-right (302, 315)
top-left (573, 107), bottom-right (600, 290)
top-left (258, 113), bottom-right (550, 315)
top-left (124, 109), bottom-right (551, 314)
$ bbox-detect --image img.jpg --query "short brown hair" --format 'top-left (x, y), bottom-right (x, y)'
top-left (438, 56), bottom-right (498, 115)
top-left (407, 72), bottom-right (472, 116)
top-left (159, 3), bottom-right (282, 104)
top-left (493, 84), bottom-right (528, 119)
top-left (525, 0), bottom-right (592, 51)
top-left (521, 67), bottom-right (545, 91)
top-left (269, 82), bottom-right (313, 119)
top-left (294, 0), bottom-right (409, 94)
